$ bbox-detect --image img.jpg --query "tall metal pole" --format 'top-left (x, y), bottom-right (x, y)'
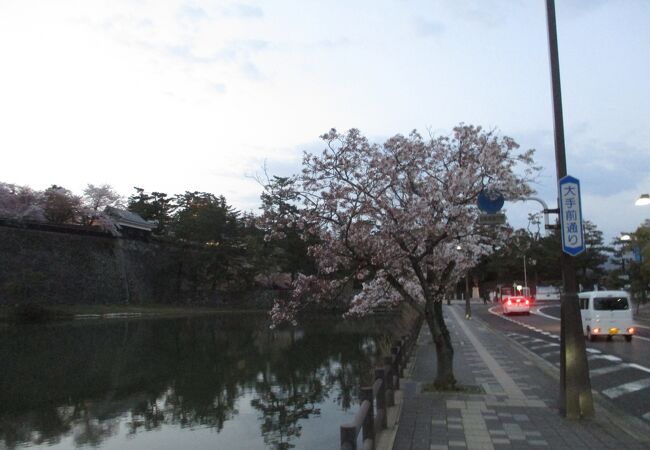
top-left (523, 255), bottom-right (528, 288)
top-left (545, 0), bottom-right (594, 419)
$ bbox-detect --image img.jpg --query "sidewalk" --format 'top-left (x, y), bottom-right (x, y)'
top-left (391, 304), bottom-right (650, 450)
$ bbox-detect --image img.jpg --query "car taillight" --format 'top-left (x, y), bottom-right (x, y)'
top-left (627, 327), bottom-right (635, 334)
top-left (525, 299), bottom-right (530, 305)
top-left (507, 299), bottom-right (512, 305)
top-left (593, 328), bottom-right (601, 334)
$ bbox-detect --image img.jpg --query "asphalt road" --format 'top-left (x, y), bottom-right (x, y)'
top-left (470, 300), bottom-right (650, 426)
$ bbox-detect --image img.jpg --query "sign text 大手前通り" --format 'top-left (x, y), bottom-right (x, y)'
top-left (558, 175), bottom-right (585, 256)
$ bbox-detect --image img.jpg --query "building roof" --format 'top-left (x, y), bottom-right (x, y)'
top-left (105, 206), bottom-right (156, 231)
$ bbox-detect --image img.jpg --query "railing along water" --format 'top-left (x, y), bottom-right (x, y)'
top-left (340, 317), bottom-right (422, 450)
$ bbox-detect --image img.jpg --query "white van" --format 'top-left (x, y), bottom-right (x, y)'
top-left (579, 290), bottom-right (635, 342)
top-left (535, 285), bottom-right (561, 302)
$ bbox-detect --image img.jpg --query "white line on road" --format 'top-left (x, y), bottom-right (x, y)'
top-left (602, 378), bottom-right (650, 399)
top-left (588, 354), bottom-right (622, 362)
top-left (629, 363), bottom-right (650, 374)
top-left (643, 412), bottom-right (650, 422)
top-left (530, 343), bottom-right (560, 350)
top-left (589, 364), bottom-right (630, 377)
top-left (534, 307), bottom-right (560, 321)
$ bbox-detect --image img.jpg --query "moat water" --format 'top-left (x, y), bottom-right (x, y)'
top-left (0, 313), bottom-right (394, 450)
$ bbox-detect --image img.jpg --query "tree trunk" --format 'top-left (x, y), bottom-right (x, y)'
top-left (425, 299), bottom-right (456, 389)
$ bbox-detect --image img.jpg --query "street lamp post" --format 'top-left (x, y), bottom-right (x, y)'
top-left (523, 255), bottom-right (528, 288)
top-left (545, 0), bottom-right (594, 419)
top-left (530, 258), bottom-right (537, 288)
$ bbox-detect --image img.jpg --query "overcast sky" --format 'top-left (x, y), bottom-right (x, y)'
top-left (1, 0), bottom-right (649, 242)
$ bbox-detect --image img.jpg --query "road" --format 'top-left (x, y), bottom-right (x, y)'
top-left (471, 300), bottom-right (650, 425)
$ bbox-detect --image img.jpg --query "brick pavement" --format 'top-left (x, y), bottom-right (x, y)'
top-left (391, 304), bottom-right (650, 450)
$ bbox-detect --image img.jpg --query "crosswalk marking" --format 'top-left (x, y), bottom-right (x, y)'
top-left (629, 363), bottom-right (650, 374)
top-left (486, 303), bottom-right (650, 422)
top-left (588, 354), bottom-right (622, 362)
top-left (589, 364), bottom-right (630, 377)
top-left (602, 378), bottom-right (650, 399)
top-left (530, 343), bottom-right (560, 350)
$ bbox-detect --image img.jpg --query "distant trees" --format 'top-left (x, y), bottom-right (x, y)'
top-left (477, 219), bottom-right (611, 291)
top-left (172, 192), bottom-right (240, 244)
top-left (616, 220), bottom-right (650, 309)
top-left (0, 182), bottom-right (125, 229)
top-left (83, 184), bottom-right (123, 212)
top-left (127, 188), bottom-right (175, 235)
top-left (0, 182), bottom-right (45, 221)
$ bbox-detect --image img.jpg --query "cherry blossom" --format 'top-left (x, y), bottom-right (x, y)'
top-left (261, 124), bottom-right (537, 388)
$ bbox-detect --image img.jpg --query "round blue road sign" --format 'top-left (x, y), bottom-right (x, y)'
top-left (477, 190), bottom-right (505, 214)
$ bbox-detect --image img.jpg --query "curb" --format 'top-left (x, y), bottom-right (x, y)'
top-left (376, 321), bottom-right (424, 450)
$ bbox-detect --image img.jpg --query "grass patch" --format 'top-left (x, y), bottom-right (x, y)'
top-left (422, 383), bottom-right (485, 394)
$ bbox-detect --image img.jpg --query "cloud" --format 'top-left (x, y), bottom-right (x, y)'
top-left (178, 4), bottom-right (208, 22)
top-left (308, 37), bottom-right (352, 49)
top-left (210, 82), bottom-right (226, 93)
top-left (216, 39), bottom-right (268, 61)
top-left (560, 0), bottom-right (608, 18)
top-left (240, 61), bottom-right (265, 80)
top-left (431, 0), bottom-right (526, 27)
top-left (221, 3), bottom-right (263, 19)
top-left (414, 18), bottom-right (444, 37)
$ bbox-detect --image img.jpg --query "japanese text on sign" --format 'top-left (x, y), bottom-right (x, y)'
top-left (559, 175), bottom-right (585, 256)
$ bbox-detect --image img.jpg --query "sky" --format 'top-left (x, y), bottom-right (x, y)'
top-left (1, 0), bottom-right (649, 243)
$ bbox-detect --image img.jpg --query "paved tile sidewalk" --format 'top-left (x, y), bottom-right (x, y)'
top-left (392, 304), bottom-right (650, 450)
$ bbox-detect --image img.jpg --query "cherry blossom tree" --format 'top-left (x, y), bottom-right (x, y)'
top-left (261, 124), bottom-right (537, 388)
top-left (0, 182), bottom-right (45, 221)
top-left (82, 183), bottom-right (123, 211)
top-left (41, 185), bottom-right (82, 224)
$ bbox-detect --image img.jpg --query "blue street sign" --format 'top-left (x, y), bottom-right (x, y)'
top-left (558, 175), bottom-right (585, 256)
top-left (477, 190), bottom-right (505, 214)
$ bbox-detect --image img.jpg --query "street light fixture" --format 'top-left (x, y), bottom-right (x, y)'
top-left (635, 194), bottom-right (650, 206)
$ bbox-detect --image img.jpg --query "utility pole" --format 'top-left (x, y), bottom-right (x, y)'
top-left (545, 0), bottom-right (594, 418)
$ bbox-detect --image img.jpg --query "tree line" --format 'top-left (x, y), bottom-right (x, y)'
top-left (0, 181), bottom-right (314, 296)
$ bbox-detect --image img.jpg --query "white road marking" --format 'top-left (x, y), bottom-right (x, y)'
top-left (643, 412), bottom-right (650, 422)
top-left (588, 354), bottom-right (622, 362)
top-left (589, 364), bottom-right (630, 377)
top-left (534, 307), bottom-right (561, 321)
top-left (629, 363), bottom-right (650, 374)
top-left (488, 304), bottom-right (650, 386)
top-left (530, 343), bottom-right (560, 350)
top-left (602, 378), bottom-right (650, 399)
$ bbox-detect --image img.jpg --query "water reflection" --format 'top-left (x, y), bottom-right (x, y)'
top-left (0, 315), bottom-right (390, 449)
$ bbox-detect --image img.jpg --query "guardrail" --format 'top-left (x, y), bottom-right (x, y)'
top-left (340, 317), bottom-right (422, 450)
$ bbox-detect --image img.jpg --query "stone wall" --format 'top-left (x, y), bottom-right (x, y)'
top-left (0, 224), bottom-right (235, 306)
